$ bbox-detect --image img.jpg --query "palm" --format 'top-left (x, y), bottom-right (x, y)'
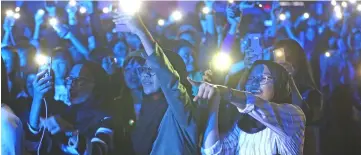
top-left (113, 13), bottom-right (142, 35)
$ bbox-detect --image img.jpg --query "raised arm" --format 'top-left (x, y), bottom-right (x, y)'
top-left (194, 82), bottom-right (305, 139)
top-left (220, 86), bottom-right (305, 138)
top-left (113, 14), bottom-right (195, 126)
top-left (53, 24), bottom-right (90, 57)
top-left (2, 16), bottom-right (16, 47)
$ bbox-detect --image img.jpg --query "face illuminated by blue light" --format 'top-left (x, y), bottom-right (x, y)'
top-left (139, 61), bottom-right (160, 95)
top-left (113, 42), bottom-right (127, 67)
top-left (245, 64), bottom-right (274, 101)
top-left (178, 46), bottom-right (195, 72)
top-left (124, 59), bottom-right (142, 89)
top-left (66, 64), bottom-right (95, 104)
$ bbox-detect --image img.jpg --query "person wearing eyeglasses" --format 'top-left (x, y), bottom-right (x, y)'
top-left (191, 60), bottom-right (305, 155)
top-left (27, 61), bottom-right (116, 154)
top-left (113, 12), bottom-right (198, 154)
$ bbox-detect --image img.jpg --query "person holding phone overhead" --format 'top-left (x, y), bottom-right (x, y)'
top-left (113, 7), bottom-right (199, 155)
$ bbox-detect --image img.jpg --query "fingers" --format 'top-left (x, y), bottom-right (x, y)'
top-left (113, 14), bottom-right (132, 24)
top-left (35, 70), bottom-right (47, 82)
top-left (187, 77), bottom-right (201, 87)
top-left (193, 96), bottom-right (199, 102)
top-left (38, 81), bottom-right (53, 91)
top-left (37, 76), bottom-right (52, 86)
top-left (193, 83), bottom-right (217, 101)
top-left (202, 86), bottom-right (210, 99)
top-left (208, 88), bottom-right (215, 100)
top-left (41, 86), bottom-right (53, 94)
top-left (194, 83), bottom-right (205, 102)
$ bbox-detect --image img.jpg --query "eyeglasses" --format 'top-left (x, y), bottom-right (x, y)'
top-left (65, 76), bottom-right (93, 87)
top-left (137, 66), bottom-right (156, 77)
top-left (245, 75), bottom-right (274, 86)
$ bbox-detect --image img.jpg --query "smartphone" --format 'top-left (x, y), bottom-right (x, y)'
top-left (111, 2), bottom-right (131, 32)
top-left (36, 55), bottom-right (52, 79)
top-left (273, 48), bottom-right (286, 63)
top-left (248, 33), bottom-right (263, 54)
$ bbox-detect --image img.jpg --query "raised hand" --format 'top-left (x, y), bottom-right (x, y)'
top-left (32, 71), bottom-right (53, 99)
top-left (3, 16), bottom-right (16, 32)
top-left (34, 9), bottom-right (45, 26)
top-left (226, 7), bottom-right (241, 27)
top-left (112, 13), bottom-right (144, 35)
top-left (187, 78), bottom-right (220, 102)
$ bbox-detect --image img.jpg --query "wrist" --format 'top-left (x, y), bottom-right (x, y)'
top-left (33, 95), bottom-right (44, 102)
top-left (228, 25), bottom-right (237, 35)
top-left (35, 23), bottom-right (42, 27)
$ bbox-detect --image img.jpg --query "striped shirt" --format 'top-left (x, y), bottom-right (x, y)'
top-left (203, 96), bottom-right (306, 155)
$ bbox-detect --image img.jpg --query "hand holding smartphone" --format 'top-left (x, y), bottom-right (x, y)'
top-left (112, 0), bottom-right (142, 32)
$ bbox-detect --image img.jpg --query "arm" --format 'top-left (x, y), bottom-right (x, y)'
top-left (28, 97), bottom-right (43, 131)
top-left (2, 17), bottom-right (15, 46)
top-left (2, 30), bottom-right (12, 47)
top-left (284, 24), bottom-right (303, 47)
top-left (340, 11), bottom-right (350, 38)
top-left (67, 33), bottom-right (89, 56)
top-left (146, 44), bottom-right (195, 126)
top-left (204, 1), bottom-right (216, 35)
top-left (126, 15), bottom-right (195, 126)
top-left (33, 24), bottom-right (42, 41)
top-left (202, 95), bottom-right (221, 152)
top-left (217, 86), bottom-right (306, 138)
top-left (53, 25), bottom-right (90, 56)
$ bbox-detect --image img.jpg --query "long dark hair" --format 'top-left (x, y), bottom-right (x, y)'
top-left (81, 61), bottom-right (110, 103)
top-left (66, 61), bottom-right (112, 135)
top-left (220, 60), bottom-right (293, 133)
top-left (274, 39), bottom-right (318, 93)
top-left (248, 60), bottom-right (292, 103)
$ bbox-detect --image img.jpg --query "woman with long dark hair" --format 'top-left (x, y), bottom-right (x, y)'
top-left (273, 39), bottom-right (322, 155)
top-left (193, 60), bottom-right (305, 154)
